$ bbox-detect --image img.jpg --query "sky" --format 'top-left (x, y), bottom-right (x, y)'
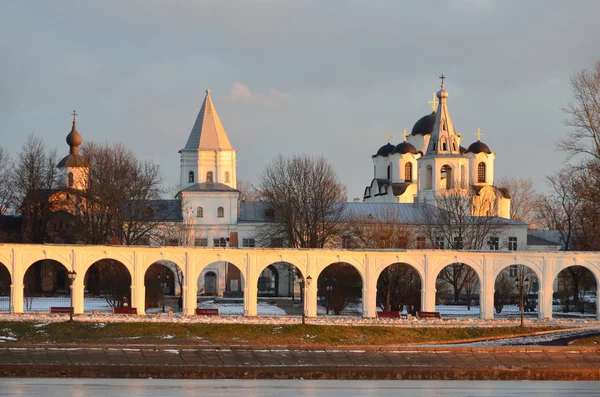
top-left (1, 0), bottom-right (599, 199)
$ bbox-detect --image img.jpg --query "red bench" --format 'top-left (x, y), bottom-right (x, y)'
top-left (49, 307), bottom-right (72, 314)
top-left (377, 311), bottom-right (401, 318)
top-left (196, 308), bottom-right (220, 316)
top-left (113, 307), bottom-right (137, 315)
top-left (417, 311), bottom-right (442, 319)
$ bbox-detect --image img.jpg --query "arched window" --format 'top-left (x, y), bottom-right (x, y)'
top-left (386, 164), bottom-right (391, 180)
top-left (441, 138), bottom-right (447, 152)
top-left (217, 207), bottom-right (224, 218)
top-left (404, 162), bottom-right (412, 182)
top-left (196, 207), bottom-right (203, 218)
top-left (224, 171), bottom-right (230, 183)
top-left (460, 165), bottom-right (466, 187)
top-left (206, 171), bottom-right (213, 183)
top-left (441, 165), bottom-right (452, 189)
top-left (478, 162), bottom-right (486, 183)
top-left (426, 165), bottom-right (433, 189)
top-left (68, 172), bottom-right (74, 187)
top-left (188, 171), bottom-right (194, 183)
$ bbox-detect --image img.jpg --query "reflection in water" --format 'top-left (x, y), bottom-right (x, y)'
top-left (1, 379), bottom-right (599, 397)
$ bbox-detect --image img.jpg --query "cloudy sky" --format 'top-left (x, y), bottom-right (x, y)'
top-left (1, 0), bottom-right (599, 198)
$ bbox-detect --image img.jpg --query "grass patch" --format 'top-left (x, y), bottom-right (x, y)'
top-left (0, 321), bottom-right (562, 347)
top-left (568, 335), bottom-right (600, 346)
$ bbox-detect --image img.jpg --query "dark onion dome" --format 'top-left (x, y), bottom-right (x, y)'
top-left (466, 140), bottom-right (492, 154)
top-left (374, 142), bottom-right (395, 157)
top-left (392, 141), bottom-right (417, 155)
top-left (460, 145), bottom-right (468, 154)
top-left (411, 111), bottom-right (436, 135)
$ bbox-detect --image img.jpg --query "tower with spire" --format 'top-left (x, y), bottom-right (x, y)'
top-left (57, 111), bottom-right (89, 190)
top-left (179, 89), bottom-right (237, 190)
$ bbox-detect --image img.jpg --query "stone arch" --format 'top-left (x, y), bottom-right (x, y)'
top-left (22, 252), bottom-right (71, 277)
top-left (552, 264), bottom-right (598, 318)
top-left (0, 261), bottom-right (11, 311)
top-left (316, 257), bottom-right (366, 284)
top-left (434, 260), bottom-right (481, 317)
top-left (81, 254), bottom-right (134, 280)
top-left (493, 259), bottom-right (543, 283)
top-left (316, 262), bottom-right (363, 316)
top-left (196, 259), bottom-right (246, 316)
top-left (376, 262), bottom-right (422, 315)
top-left (375, 259), bottom-right (425, 286)
top-left (144, 260), bottom-right (180, 313)
top-left (83, 258), bottom-right (132, 312)
top-left (493, 263), bottom-right (540, 317)
top-left (256, 261), bottom-right (304, 316)
top-left (23, 259), bottom-right (70, 312)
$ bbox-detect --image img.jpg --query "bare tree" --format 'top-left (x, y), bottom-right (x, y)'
top-left (78, 142), bottom-right (169, 245)
top-left (345, 205), bottom-right (414, 249)
top-left (540, 169), bottom-right (583, 250)
top-left (257, 153), bottom-right (347, 248)
top-left (238, 179), bottom-right (260, 202)
top-left (12, 135), bottom-right (59, 243)
top-left (559, 60), bottom-right (600, 160)
top-left (0, 147), bottom-right (14, 215)
top-left (496, 177), bottom-right (544, 224)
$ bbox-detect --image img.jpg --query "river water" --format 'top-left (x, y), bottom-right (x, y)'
top-left (0, 379), bottom-right (598, 396)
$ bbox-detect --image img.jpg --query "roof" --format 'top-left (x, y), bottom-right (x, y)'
top-left (527, 234), bottom-right (561, 247)
top-left (182, 89), bottom-right (233, 151)
top-left (57, 154), bottom-right (89, 168)
top-left (467, 140), bottom-right (492, 154)
top-left (239, 202), bottom-right (278, 223)
top-left (123, 199), bottom-right (182, 222)
top-left (374, 142), bottom-right (395, 157)
top-left (411, 112), bottom-right (436, 135)
top-left (392, 141), bottom-right (417, 155)
top-left (180, 182), bottom-right (239, 193)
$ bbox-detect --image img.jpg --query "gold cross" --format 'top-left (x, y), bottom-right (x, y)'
top-left (402, 128), bottom-right (409, 142)
top-left (71, 110), bottom-right (78, 122)
top-left (385, 132), bottom-right (392, 143)
top-left (476, 128), bottom-right (483, 141)
top-left (428, 93), bottom-right (439, 112)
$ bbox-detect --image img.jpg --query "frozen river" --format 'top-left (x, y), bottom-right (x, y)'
top-left (0, 379), bottom-right (598, 396)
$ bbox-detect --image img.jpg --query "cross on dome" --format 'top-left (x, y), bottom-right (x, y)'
top-left (402, 128), bottom-right (409, 142)
top-left (71, 110), bottom-right (78, 122)
top-left (428, 93), bottom-right (439, 112)
top-left (476, 128), bottom-right (483, 141)
top-left (439, 74), bottom-right (446, 89)
top-left (385, 132), bottom-right (392, 143)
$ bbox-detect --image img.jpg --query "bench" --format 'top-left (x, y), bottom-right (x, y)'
top-left (417, 311), bottom-right (442, 319)
top-left (377, 311), bottom-right (401, 318)
top-left (113, 307), bottom-right (137, 315)
top-left (196, 308), bottom-right (220, 316)
top-left (49, 307), bottom-right (72, 314)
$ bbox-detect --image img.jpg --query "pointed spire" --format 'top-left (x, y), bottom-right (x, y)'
top-left (66, 110), bottom-right (82, 155)
top-left (182, 89), bottom-right (233, 151)
top-left (425, 76), bottom-right (461, 156)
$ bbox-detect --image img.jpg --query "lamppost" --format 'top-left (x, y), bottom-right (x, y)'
top-left (325, 278), bottom-right (333, 315)
top-left (515, 269), bottom-right (530, 328)
top-left (158, 269), bottom-right (170, 313)
top-left (67, 270), bottom-right (77, 322)
top-left (298, 275), bottom-right (312, 325)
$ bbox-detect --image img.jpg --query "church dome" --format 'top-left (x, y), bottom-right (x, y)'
top-left (411, 112), bottom-right (436, 135)
top-left (467, 141), bottom-right (492, 154)
top-left (66, 120), bottom-right (82, 148)
top-left (375, 143), bottom-right (395, 157)
top-left (392, 141), bottom-right (417, 155)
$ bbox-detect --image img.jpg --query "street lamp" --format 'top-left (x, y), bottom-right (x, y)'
top-left (325, 278), bottom-right (334, 315)
top-left (67, 270), bottom-right (77, 322)
top-left (158, 269), bottom-right (170, 313)
top-left (298, 275), bottom-right (312, 325)
top-left (515, 271), bottom-right (530, 328)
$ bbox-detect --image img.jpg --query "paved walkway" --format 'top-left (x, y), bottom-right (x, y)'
top-left (2, 346), bottom-right (600, 380)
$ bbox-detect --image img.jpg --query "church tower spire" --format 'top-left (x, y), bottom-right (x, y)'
top-left (425, 75), bottom-right (461, 155)
top-left (57, 111), bottom-right (89, 190)
top-left (179, 89), bottom-right (237, 190)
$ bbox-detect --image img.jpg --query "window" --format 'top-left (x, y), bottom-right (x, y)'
top-left (453, 236), bottom-right (463, 249)
top-left (509, 265), bottom-right (518, 278)
top-left (404, 162), bottom-right (412, 182)
top-left (68, 172), bottom-right (74, 187)
top-left (434, 237), bottom-right (445, 249)
top-left (196, 207), bottom-right (203, 218)
top-left (441, 138), bottom-right (447, 151)
top-left (242, 238), bottom-right (256, 248)
top-left (416, 236), bottom-right (426, 249)
top-left (387, 164), bottom-right (391, 180)
top-left (224, 171), bottom-right (230, 183)
top-left (144, 207), bottom-right (154, 217)
top-left (508, 237), bottom-right (518, 251)
top-left (477, 162), bottom-right (486, 183)
top-left (189, 171), bottom-right (195, 183)
top-left (217, 206), bottom-right (224, 218)
top-left (195, 238), bottom-right (208, 247)
top-left (426, 165), bottom-right (433, 189)
top-left (488, 237), bottom-right (499, 250)
top-left (206, 171), bottom-right (213, 183)
top-left (214, 238), bottom-right (227, 247)
top-left (265, 208), bottom-right (275, 217)
top-left (440, 165), bottom-right (453, 189)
